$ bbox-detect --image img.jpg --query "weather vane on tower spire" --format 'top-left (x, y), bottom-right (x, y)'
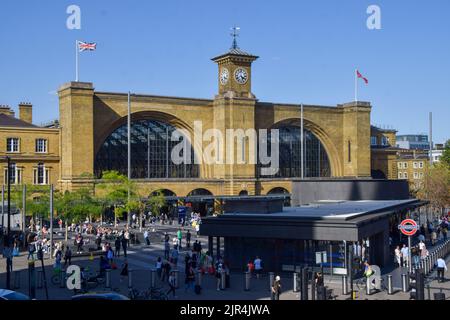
top-left (230, 26), bottom-right (240, 49)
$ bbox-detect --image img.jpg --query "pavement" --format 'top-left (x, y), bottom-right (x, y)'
top-left (1, 223), bottom-right (449, 300)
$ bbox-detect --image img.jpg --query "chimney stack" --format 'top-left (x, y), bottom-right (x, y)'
top-left (0, 105), bottom-right (15, 117)
top-left (19, 102), bottom-right (32, 124)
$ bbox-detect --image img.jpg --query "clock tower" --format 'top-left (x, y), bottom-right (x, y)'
top-left (212, 27), bottom-right (259, 98)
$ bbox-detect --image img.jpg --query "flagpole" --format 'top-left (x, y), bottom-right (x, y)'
top-left (300, 103), bottom-right (304, 179)
top-left (354, 69), bottom-right (358, 102)
top-left (75, 40), bottom-right (79, 82)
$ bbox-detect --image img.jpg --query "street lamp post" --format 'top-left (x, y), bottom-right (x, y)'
top-left (5, 156), bottom-right (11, 289)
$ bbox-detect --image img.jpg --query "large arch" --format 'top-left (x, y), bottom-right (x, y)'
top-left (269, 118), bottom-right (342, 177)
top-left (187, 188), bottom-right (213, 196)
top-left (94, 110), bottom-right (211, 178)
top-left (150, 189), bottom-right (177, 197)
top-left (95, 118), bottom-right (200, 179)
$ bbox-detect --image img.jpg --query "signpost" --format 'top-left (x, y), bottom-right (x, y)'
top-left (398, 219), bottom-right (419, 274)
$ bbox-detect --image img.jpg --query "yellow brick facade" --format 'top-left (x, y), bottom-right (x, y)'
top-left (0, 126), bottom-right (60, 186)
top-left (1, 47), bottom-right (375, 197)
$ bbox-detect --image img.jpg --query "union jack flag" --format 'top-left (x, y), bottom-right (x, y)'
top-left (78, 41), bottom-right (97, 52)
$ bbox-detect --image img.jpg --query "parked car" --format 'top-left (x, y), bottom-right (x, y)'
top-left (0, 289), bottom-right (31, 300)
top-left (71, 292), bottom-right (129, 300)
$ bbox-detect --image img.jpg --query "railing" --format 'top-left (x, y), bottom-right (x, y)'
top-left (412, 239), bottom-right (450, 277)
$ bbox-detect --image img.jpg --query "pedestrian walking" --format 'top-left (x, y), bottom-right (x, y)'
top-left (64, 246), bottom-right (72, 268)
top-left (186, 230), bottom-right (191, 248)
top-left (436, 257), bottom-right (447, 283)
top-left (215, 261), bottom-right (223, 291)
top-left (114, 237), bottom-right (121, 258)
top-left (254, 256), bottom-right (263, 279)
top-left (185, 265), bottom-right (195, 292)
top-left (164, 241), bottom-right (170, 260)
top-left (167, 271), bottom-right (177, 298)
top-left (271, 276), bottom-right (282, 300)
top-left (120, 259), bottom-right (129, 283)
top-left (144, 229), bottom-right (150, 246)
top-left (2, 243), bottom-right (13, 275)
top-left (400, 244), bottom-right (409, 268)
top-left (394, 246), bottom-right (401, 267)
top-left (121, 235), bottom-right (128, 258)
top-left (177, 229), bottom-right (182, 250)
top-left (156, 257), bottom-right (163, 279)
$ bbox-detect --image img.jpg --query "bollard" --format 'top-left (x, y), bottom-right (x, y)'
top-left (342, 275), bottom-right (348, 295)
top-left (105, 269), bottom-right (111, 289)
top-left (196, 269), bottom-right (202, 287)
top-left (37, 270), bottom-right (43, 289)
top-left (173, 269), bottom-right (179, 289)
top-left (401, 273), bottom-right (408, 292)
top-left (128, 269), bottom-right (133, 288)
top-left (387, 275), bottom-right (393, 295)
top-left (366, 277), bottom-right (371, 296)
top-left (269, 272), bottom-right (274, 292)
top-left (13, 270), bottom-right (21, 289)
top-left (59, 271), bottom-right (65, 288)
top-left (293, 273), bottom-right (299, 293)
top-left (244, 271), bottom-right (251, 291)
top-left (220, 270), bottom-right (226, 290)
top-left (150, 268), bottom-right (157, 289)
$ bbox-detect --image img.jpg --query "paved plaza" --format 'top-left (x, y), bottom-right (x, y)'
top-left (1, 223), bottom-right (448, 301)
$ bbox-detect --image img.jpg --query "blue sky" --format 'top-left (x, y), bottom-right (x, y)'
top-left (0, 0), bottom-right (449, 143)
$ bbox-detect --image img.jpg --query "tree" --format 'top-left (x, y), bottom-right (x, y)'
top-left (147, 190), bottom-right (166, 218)
top-left (96, 171), bottom-right (130, 226)
top-left (441, 139), bottom-right (450, 168)
top-left (417, 162), bottom-right (450, 215)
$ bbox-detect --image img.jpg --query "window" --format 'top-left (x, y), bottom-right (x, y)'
top-left (371, 136), bottom-right (377, 146)
top-left (413, 172), bottom-right (418, 179)
top-left (397, 162), bottom-right (402, 169)
top-left (4, 163), bottom-right (21, 185)
top-left (404, 172), bottom-right (408, 179)
top-left (403, 162), bottom-right (408, 169)
top-left (398, 172), bottom-right (403, 179)
top-left (413, 162), bottom-right (418, 169)
top-left (34, 163), bottom-right (49, 185)
top-left (35, 139), bottom-right (48, 153)
top-left (348, 140), bottom-right (351, 162)
top-left (381, 136), bottom-right (388, 146)
top-left (419, 172), bottom-right (424, 179)
top-left (419, 162), bottom-right (424, 168)
top-left (6, 138), bottom-right (19, 153)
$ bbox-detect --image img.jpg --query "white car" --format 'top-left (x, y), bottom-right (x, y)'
top-left (0, 289), bottom-right (30, 300)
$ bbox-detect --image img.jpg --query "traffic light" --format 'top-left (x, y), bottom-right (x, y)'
top-left (409, 270), bottom-right (425, 300)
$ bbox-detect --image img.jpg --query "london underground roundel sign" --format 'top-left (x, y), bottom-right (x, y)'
top-left (398, 219), bottom-right (419, 236)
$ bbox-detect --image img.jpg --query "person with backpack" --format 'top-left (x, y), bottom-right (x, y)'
top-left (271, 276), bottom-right (282, 300)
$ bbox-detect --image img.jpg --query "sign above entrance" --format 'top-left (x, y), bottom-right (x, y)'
top-left (398, 219), bottom-right (418, 236)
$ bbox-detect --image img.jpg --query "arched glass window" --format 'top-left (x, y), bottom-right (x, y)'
top-left (95, 120), bottom-right (199, 179)
top-left (260, 126), bottom-right (331, 178)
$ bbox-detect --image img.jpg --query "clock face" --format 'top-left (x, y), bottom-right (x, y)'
top-left (234, 68), bottom-right (248, 84)
top-left (220, 68), bottom-right (229, 85)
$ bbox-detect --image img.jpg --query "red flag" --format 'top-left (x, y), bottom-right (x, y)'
top-left (357, 70), bottom-right (369, 84)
